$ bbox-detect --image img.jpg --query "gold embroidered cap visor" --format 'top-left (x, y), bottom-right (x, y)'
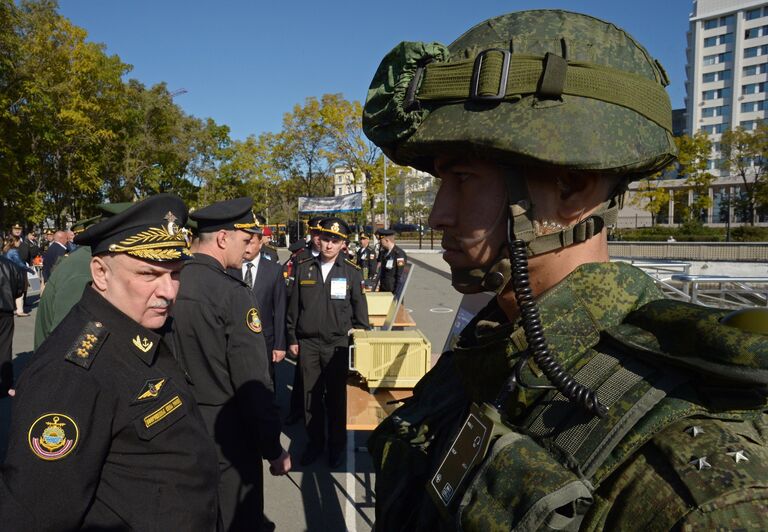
top-left (189, 196), bottom-right (260, 234)
top-left (316, 217), bottom-right (350, 240)
top-left (74, 193), bottom-right (191, 262)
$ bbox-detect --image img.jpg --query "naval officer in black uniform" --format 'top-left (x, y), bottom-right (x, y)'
top-left (0, 194), bottom-right (220, 531)
top-left (375, 228), bottom-right (408, 294)
top-left (286, 217), bottom-right (369, 467)
top-left (355, 232), bottom-right (377, 281)
top-left (171, 197), bottom-right (290, 532)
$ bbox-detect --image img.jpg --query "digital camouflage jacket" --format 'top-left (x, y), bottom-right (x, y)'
top-left (369, 261), bottom-right (768, 531)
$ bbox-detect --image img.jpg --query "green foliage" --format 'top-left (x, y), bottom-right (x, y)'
top-left (729, 226), bottom-right (768, 242)
top-left (719, 123), bottom-right (768, 225)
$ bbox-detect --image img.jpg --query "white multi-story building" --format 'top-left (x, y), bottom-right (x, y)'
top-left (623, 0), bottom-right (767, 227)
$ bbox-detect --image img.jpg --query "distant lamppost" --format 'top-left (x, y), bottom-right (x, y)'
top-left (383, 156), bottom-right (388, 229)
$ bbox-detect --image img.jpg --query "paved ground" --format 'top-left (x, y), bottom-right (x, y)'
top-left (0, 249), bottom-right (461, 532)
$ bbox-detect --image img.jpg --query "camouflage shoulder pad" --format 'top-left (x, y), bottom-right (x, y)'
top-left (64, 321), bottom-right (109, 370)
top-left (652, 416), bottom-right (768, 509)
top-left (604, 299), bottom-right (768, 388)
top-left (345, 259), bottom-right (361, 270)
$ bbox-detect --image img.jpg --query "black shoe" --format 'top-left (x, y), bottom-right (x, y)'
top-left (300, 447), bottom-right (322, 466)
top-left (284, 411), bottom-right (303, 426)
top-left (328, 449), bottom-right (345, 468)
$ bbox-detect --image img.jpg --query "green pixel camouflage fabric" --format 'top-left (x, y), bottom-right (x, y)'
top-left (363, 10), bottom-right (676, 175)
top-left (369, 262), bottom-right (768, 531)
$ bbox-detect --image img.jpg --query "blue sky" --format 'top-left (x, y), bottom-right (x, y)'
top-left (58, 0), bottom-right (693, 141)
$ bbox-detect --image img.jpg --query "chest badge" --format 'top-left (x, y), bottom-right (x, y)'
top-left (136, 378), bottom-right (166, 401)
top-left (132, 335), bottom-right (154, 353)
top-left (246, 308), bottom-right (263, 333)
top-left (28, 414), bottom-right (79, 461)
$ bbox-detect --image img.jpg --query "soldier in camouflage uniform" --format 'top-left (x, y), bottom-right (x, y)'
top-left (361, 10), bottom-right (768, 531)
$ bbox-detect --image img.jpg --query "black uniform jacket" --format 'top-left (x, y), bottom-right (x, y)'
top-left (172, 253), bottom-right (282, 461)
top-left (41, 242), bottom-right (67, 282)
top-left (261, 244), bottom-right (279, 263)
top-left (228, 255), bottom-right (287, 353)
top-left (0, 255), bottom-right (26, 314)
top-left (0, 287), bottom-right (220, 531)
top-left (355, 245), bottom-right (377, 279)
top-left (286, 253), bottom-right (370, 345)
top-left (378, 244), bottom-right (408, 294)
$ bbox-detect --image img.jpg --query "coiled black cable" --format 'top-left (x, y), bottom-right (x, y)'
top-left (509, 239), bottom-right (608, 418)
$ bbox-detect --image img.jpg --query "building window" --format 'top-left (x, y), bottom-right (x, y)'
top-left (704, 18), bottom-right (719, 29)
top-left (702, 123), bottom-right (726, 135)
top-left (703, 51), bottom-right (733, 65)
top-left (702, 87), bottom-right (731, 100)
top-left (745, 26), bottom-right (768, 39)
top-left (742, 82), bottom-right (767, 95)
top-left (740, 120), bottom-right (758, 130)
top-left (743, 63), bottom-right (768, 76)
top-left (746, 8), bottom-right (763, 21)
top-left (702, 69), bottom-right (731, 82)
top-left (701, 105), bottom-right (730, 117)
top-left (741, 100), bottom-right (768, 112)
top-left (744, 45), bottom-right (768, 58)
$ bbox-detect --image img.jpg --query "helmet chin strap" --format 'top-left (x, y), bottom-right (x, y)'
top-left (449, 168), bottom-right (620, 295)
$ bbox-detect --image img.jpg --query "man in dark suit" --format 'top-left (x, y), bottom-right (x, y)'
top-left (229, 227), bottom-right (288, 386)
top-left (41, 230), bottom-right (68, 282)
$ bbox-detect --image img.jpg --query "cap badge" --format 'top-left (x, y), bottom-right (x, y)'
top-left (28, 414), bottom-right (79, 461)
top-left (164, 211), bottom-right (180, 236)
top-left (246, 308), bottom-right (263, 333)
top-left (331, 222), bottom-right (340, 233)
top-left (132, 336), bottom-right (154, 353)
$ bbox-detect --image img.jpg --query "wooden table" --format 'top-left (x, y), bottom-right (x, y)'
top-left (346, 384), bottom-right (412, 431)
top-left (368, 306), bottom-right (417, 328)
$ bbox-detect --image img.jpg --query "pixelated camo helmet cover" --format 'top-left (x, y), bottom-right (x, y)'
top-left (362, 10), bottom-right (677, 177)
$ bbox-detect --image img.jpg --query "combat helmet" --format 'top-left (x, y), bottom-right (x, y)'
top-left (363, 10), bottom-right (678, 292)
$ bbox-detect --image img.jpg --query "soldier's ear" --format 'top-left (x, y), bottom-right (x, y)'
top-left (90, 256), bottom-right (109, 292)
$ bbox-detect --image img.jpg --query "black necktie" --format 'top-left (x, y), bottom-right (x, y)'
top-left (244, 263), bottom-right (253, 287)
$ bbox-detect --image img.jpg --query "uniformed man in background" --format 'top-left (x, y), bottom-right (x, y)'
top-left (34, 203), bottom-right (132, 349)
top-left (355, 232), bottom-right (377, 281)
top-left (362, 9), bottom-right (768, 530)
top-left (376, 228), bottom-right (407, 294)
top-left (286, 217), bottom-right (369, 467)
top-left (172, 197), bottom-right (290, 532)
top-left (283, 215), bottom-right (325, 426)
top-left (255, 214), bottom-right (279, 262)
top-left (0, 194), bottom-right (220, 530)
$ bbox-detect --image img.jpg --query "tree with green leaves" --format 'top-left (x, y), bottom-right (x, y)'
top-left (675, 131), bottom-right (715, 223)
top-left (719, 123), bottom-right (768, 225)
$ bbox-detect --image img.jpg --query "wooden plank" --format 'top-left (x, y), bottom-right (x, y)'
top-left (346, 385), bottom-right (412, 431)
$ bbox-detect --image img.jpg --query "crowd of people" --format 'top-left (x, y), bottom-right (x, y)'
top-left (0, 193), bottom-right (411, 530)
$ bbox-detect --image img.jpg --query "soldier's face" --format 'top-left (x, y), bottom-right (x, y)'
top-left (319, 235), bottom-right (344, 260)
top-left (310, 232), bottom-right (322, 252)
top-left (93, 254), bottom-right (183, 330)
top-left (244, 233), bottom-right (263, 261)
top-left (225, 230), bottom-right (253, 268)
top-left (429, 156), bottom-right (509, 269)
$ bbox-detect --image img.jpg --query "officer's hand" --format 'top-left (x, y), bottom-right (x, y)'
top-left (269, 449), bottom-right (291, 476)
top-left (272, 349), bottom-right (286, 363)
top-left (289, 344), bottom-right (299, 357)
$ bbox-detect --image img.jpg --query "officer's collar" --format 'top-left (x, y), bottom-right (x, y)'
top-left (191, 252), bottom-right (227, 271)
top-left (80, 286), bottom-right (162, 365)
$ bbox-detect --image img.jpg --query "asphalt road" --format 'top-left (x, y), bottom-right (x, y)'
top-left (0, 248), bottom-right (462, 532)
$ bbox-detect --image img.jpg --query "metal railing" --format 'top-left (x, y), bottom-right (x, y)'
top-left (669, 274), bottom-right (768, 309)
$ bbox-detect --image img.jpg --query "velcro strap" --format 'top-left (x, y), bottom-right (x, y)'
top-left (417, 53), bottom-right (672, 132)
top-left (538, 53), bottom-right (567, 98)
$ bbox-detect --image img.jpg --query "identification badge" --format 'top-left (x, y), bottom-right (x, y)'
top-left (330, 277), bottom-right (347, 299)
top-left (385, 258), bottom-right (394, 269)
top-left (428, 403), bottom-right (492, 509)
